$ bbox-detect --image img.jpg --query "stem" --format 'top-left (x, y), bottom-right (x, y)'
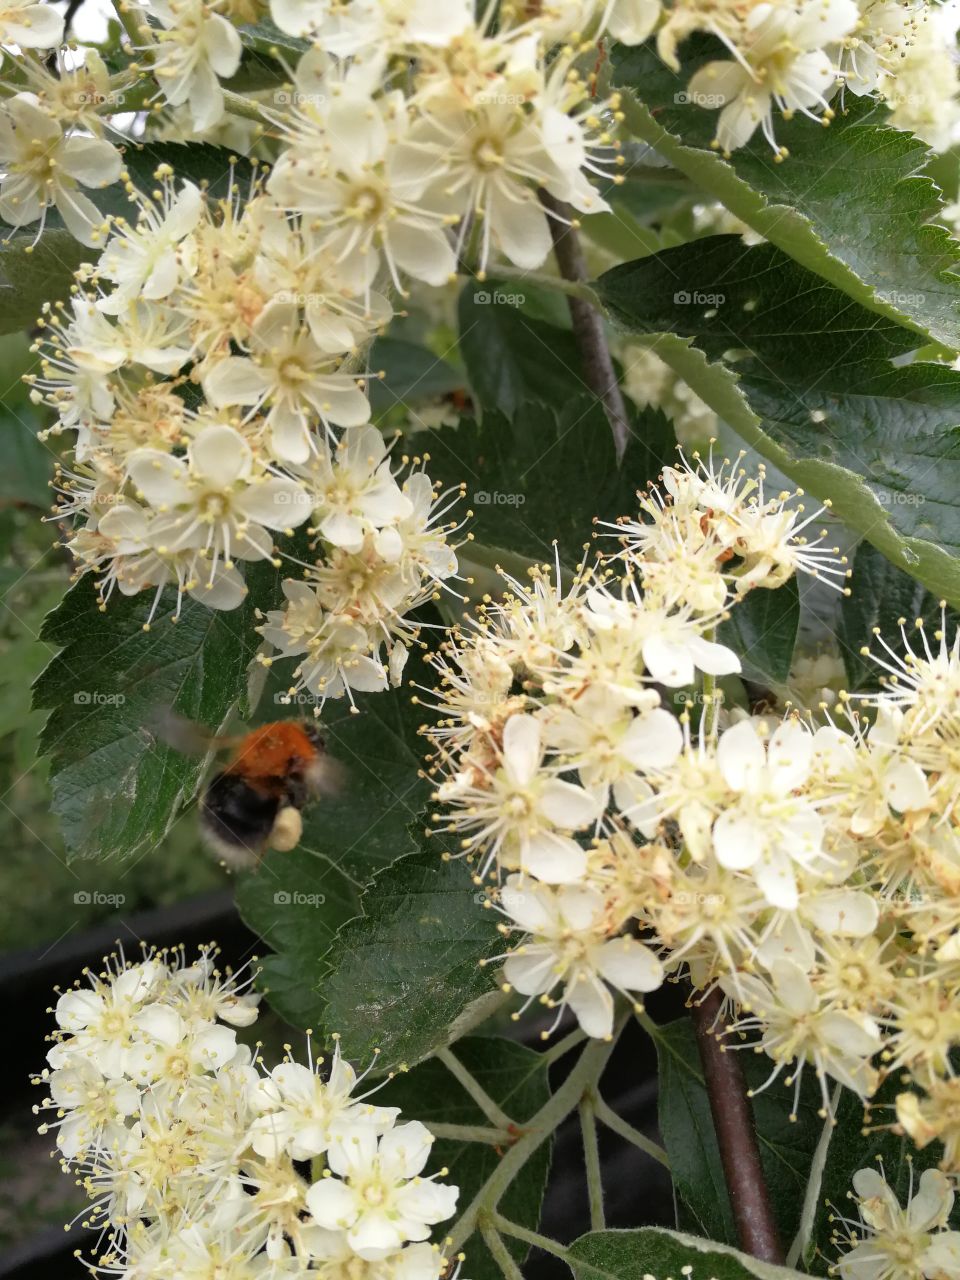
top-left (222, 89), bottom-right (272, 126)
top-left (447, 1012), bottom-right (627, 1252)
top-left (428, 1122), bottom-right (513, 1146)
top-left (539, 189), bottom-right (632, 463)
top-left (494, 1215), bottom-right (574, 1263)
top-left (692, 988), bottom-right (784, 1264)
top-left (786, 1083), bottom-right (841, 1268)
top-left (540, 1025), bottom-right (587, 1066)
top-left (580, 1091), bottom-right (605, 1231)
top-left (436, 1047), bottom-right (516, 1131)
top-left (478, 1217), bottom-right (525, 1280)
top-left (593, 1093), bottom-right (671, 1169)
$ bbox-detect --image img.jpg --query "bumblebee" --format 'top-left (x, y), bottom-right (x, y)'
top-left (154, 714), bottom-right (343, 868)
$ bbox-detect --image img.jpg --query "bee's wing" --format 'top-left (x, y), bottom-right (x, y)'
top-left (307, 752), bottom-right (348, 797)
top-left (148, 708), bottom-right (240, 756)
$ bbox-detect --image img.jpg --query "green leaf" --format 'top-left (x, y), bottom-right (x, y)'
top-left (720, 579), bottom-right (800, 686)
top-left (567, 1227), bottom-right (810, 1280)
top-left (837, 542), bottom-right (959, 691)
top-left (613, 40), bottom-right (960, 350)
top-left (0, 229), bottom-right (92, 336)
top-left (369, 337), bottom-right (464, 415)
top-left (654, 1018), bottom-right (822, 1251)
top-left (379, 1037), bottom-right (552, 1280)
top-left (319, 838), bottom-right (502, 1070)
top-left (235, 652), bottom-right (433, 1029)
top-left (426, 398), bottom-right (674, 565)
top-left (32, 578), bottom-right (260, 860)
top-left (595, 237), bottom-right (960, 606)
top-left (458, 281), bottom-right (588, 419)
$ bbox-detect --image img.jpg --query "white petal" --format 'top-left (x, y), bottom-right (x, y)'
top-left (501, 714), bottom-right (541, 787)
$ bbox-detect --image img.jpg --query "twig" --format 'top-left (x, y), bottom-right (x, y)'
top-left (436, 1047), bottom-right (516, 1131)
top-left (580, 1091), bottom-right (605, 1230)
top-left (494, 1215), bottom-right (574, 1263)
top-left (691, 988), bottom-right (784, 1263)
top-left (428, 1122), bottom-right (514, 1146)
top-left (447, 1010), bottom-right (628, 1252)
top-left (593, 1092), bottom-right (670, 1168)
top-left (478, 1216), bottom-right (526, 1280)
top-left (539, 189), bottom-right (632, 463)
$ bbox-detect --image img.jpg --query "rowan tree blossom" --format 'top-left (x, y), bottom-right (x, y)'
top-left (34, 947), bottom-right (458, 1277)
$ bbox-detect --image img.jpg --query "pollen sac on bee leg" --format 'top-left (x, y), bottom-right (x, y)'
top-left (268, 805), bottom-right (304, 852)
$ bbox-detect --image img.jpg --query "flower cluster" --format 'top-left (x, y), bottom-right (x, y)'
top-left (422, 451), bottom-right (848, 1041)
top-left (33, 945), bottom-right (459, 1279)
top-left (425, 449), bottom-right (960, 1157)
top-left (30, 167), bottom-right (466, 705)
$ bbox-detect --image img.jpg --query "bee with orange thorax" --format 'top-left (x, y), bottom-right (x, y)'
top-left (154, 714), bottom-right (343, 868)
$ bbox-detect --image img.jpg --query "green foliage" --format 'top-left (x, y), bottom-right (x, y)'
top-left (613, 40), bottom-right (960, 349)
top-left (427, 397), bottom-right (675, 566)
top-left (720, 579), bottom-right (800, 686)
top-left (319, 839), bottom-right (502, 1070)
top-left (32, 579), bottom-right (260, 861)
top-left (595, 238), bottom-right (960, 606)
top-left (567, 1227), bottom-right (809, 1280)
top-left (379, 1038), bottom-right (552, 1280)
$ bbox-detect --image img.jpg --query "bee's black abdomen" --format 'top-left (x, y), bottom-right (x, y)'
top-left (200, 771), bottom-right (280, 857)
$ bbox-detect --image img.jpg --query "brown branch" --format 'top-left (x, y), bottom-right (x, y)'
top-left (692, 988), bottom-right (784, 1264)
top-left (539, 190), bottom-right (632, 463)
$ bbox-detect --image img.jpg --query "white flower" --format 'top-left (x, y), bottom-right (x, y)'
top-left (250, 1045), bottom-right (399, 1160)
top-left (0, 0), bottom-right (62, 47)
top-left (203, 303), bottom-right (371, 463)
top-left (438, 712), bottom-right (601, 882)
top-left (124, 1006), bottom-right (240, 1086)
top-left (98, 178), bottom-right (203, 314)
top-left (49, 959), bottom-right (165, 1078)
top-left (300, 427), bottom-right (412, 552)
top-left (148, 0), bottom-right (243, 132)
top-left (126, 425), bottom-right (311, 577)
top-left (727, 959), bottom-right (881, 1104)
top-left (687, 0), bottom-right (858, 153)
top-left (836, 1167), bottom-right (960, 1280)
top-left (501, 877), bottom-right (664, 1038)
top-left (0, 94), bottom-right (121, 244)
top-left (305, 1122), bottom-right (458, 1260)
top-left (712, 719), bottom-right (823, 909)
